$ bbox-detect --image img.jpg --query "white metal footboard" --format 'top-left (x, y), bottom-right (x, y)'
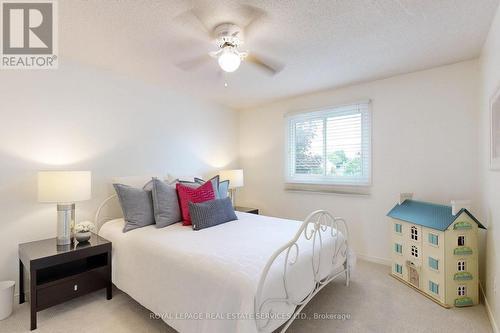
top-left (254, 210), bottom-right (350, 333)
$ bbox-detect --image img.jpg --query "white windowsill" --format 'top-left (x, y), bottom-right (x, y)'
top-left (284, 183), bottom-right (371, 195)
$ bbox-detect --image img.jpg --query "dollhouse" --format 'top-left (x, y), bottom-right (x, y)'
top-left (387, 194), bottom-right (486, 308)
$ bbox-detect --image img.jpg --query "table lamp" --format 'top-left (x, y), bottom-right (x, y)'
top-left (219, 169), bottom-right (244, 206)
top-left (38, 171), bottom-right (91, 245)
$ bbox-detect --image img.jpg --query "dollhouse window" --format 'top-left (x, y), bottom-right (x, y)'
top-left (428, 233), bottom-right (438, 246)
top-left (395, 223), bottom-right (402, 233)
top-left (395, 264), bottom-right (403, 274)
top-left (411, 226), bottom-right (418, 241)
top-left (428, 257), bottom-right (439, 270)
top-left (411, 245), bottom-right (418, 257)
top-left (457, 286), bottom-right (466, 296)
top-left (394, 243), bottom-right (402, 253)
top-left (458, 260), bottom-right (466, 271)
top-left (458, 235), bottom-right (465, 246)
top-left (429, 281), bottom-right (439, 294)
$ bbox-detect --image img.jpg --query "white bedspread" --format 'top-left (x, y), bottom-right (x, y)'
top-left (99, 212), bottom-right (347, 333)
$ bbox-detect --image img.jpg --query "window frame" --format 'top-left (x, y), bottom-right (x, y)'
top-left (429, 281), bottom-right (439, 295)
top-left (411, 226), bottom-right (418, 241)
top-left (458, 260), bottom-right (466, 272)
top-left (428, 233), bottom-right (439, 246)
top-left (411, 245), bottom-right (419, 258)
top-left (395, 223), bottom-right (402, 234)
top-left (394, 243), bottom-right (402, 254)
top-left (458, 235), bottom-right (465, 246)
top-left (284, 101), bottom-right (372, 188)
top-left (428, 257), bottom-right (439, 271)
top-left (395, 263), bottom-right (403, 274)
top-left (457, 285), bottom-right (467, 296)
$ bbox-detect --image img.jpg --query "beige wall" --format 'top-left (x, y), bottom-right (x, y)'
top-left (0, 62), bottom-right (239, 295)
top-left (238, 60), bottom-right (480, 264)
top-left (479, 3), bottom-right (500, 331)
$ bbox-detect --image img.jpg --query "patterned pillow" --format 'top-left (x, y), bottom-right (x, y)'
top-left (189, 197), bottom-right (238, 231)
top-left (194, 176), bottom-right (230, 199)
top-left (176, 181), bottom-right (215, 225)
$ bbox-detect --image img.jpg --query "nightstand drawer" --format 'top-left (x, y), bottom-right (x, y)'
top-left (36, 267), bottom-right (108, 310)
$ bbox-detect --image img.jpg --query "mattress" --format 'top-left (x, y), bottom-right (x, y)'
top-left (99, 212), bottom-right (347, 333)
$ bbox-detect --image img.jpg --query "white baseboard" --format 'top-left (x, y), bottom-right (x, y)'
top-left (480, 282), bottom-right (499, 333)
top-left (357, 253), bottom-right (391, 266)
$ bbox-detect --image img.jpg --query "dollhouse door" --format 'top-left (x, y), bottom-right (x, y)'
top-left (409, 267), bottom-right (419, 287)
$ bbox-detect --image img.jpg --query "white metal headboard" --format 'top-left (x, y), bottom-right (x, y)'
top-left (94, 194), bottom-right (121, 232)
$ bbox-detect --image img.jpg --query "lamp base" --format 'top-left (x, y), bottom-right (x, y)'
top-left (56, 203), bottom-right (75, 246)
top-left (229, 189), bottom-right (237, 206)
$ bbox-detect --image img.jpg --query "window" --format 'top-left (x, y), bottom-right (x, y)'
top-left (458, 235), bottom-right (465, 246)
top-left (428, 233), bottom-right (439, 246)
top-left (429, 281), bottom-right (439, 295)
top-left (395, 223), bottom-right (402, 233)
top-left (458, 260), bottom-right (466, 272)
top-left (285, 102), bottom-right (371, 186)
top-left (395, 263), bottom-right (403, 274)
top-left (394, 243), bottom-right (402, 254)
top-left (428, 257), bottom-right (439, 270)
top-left (411, 245), bottom-right (418, 258)
top-left (457, 285), bottom-right (467, 296)
top-left (411, 226), bottom-right (418, 241)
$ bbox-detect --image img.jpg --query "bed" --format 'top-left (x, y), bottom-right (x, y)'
top-left (97, 195), bottom-right (352, 333)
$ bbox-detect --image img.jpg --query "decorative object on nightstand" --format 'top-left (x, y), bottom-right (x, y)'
top-left (387, 193), bottom-right (486, 308)
top-left (19, 234), bottom-right (112, 330)
top-left (234, 206), bottom-right (259, 215)
top-left (75, 221), bottom-right (96, 243)
top-left (219, 169), bottom-right (244, 206)
top-left (38, 171), bottom-right (91, 246)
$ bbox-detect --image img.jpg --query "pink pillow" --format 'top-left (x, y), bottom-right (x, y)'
top-left (176, 181), bottom-right (215, 225)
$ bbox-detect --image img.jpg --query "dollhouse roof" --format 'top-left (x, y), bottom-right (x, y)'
top-left (387, 200), bottom-right (486, 231)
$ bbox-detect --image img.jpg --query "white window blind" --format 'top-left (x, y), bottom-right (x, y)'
top-left (285, 101), bottom-right (371, 186)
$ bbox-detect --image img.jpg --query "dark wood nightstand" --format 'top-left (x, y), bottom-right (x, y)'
top-left (234, 206), bottom-right (259, 214)
top-left (19, 234), bottom-right (112, 330)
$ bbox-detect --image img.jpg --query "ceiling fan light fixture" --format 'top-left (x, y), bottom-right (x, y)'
top-left (218, 48), bottom-right (241, 73)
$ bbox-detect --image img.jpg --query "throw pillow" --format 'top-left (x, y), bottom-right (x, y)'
top-left (151, 178), bottom-right (182, 228)
top-left (194, 176), bottom-right (230, 199)
top-left (113, 183), bottom-right (155, 232)
top-left (189, 197), bottom-right (238, 231)
top-left (176, 181), bottom-right (215, 225)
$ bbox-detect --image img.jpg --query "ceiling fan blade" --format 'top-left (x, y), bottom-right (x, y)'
top-left (246, 54), bottom-right (284, 75)
top-left (189, 8), bottom-right (212, 35)
top-left (240, 5), bottom-right (267, 41)
top-left (174, 8), bottom-right (212, 40)
top-left (175, 54), bottom-right (211, 71)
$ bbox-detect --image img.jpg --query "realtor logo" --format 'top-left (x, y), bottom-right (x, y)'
top-left (1, 0), bottom-right (58, 69)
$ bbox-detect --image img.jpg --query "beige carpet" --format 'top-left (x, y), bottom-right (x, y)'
top-left (0, 260), bottom-right (492, 333)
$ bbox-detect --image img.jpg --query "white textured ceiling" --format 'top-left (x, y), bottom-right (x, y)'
top-left (60, 0), bottom-right (499, 109)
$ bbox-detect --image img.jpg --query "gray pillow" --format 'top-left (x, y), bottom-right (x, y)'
top-left (113, 183), bottom-right (155, 232)
top-left (151, 178), bottom-right (182, 228)
top-left (189, 197), bottom-right (238, 231)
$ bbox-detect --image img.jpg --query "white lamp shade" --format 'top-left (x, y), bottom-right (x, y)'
top-left (220, 169), bottom-right (244, 188)
top-left (38, 171), bottom-right (91, 203)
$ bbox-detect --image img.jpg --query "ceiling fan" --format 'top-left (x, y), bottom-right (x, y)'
top-left (174, 6), bottom-right (284, 75)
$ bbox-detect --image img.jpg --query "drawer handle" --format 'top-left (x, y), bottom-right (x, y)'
top-left (74, 284), bottom-right (78, 291)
